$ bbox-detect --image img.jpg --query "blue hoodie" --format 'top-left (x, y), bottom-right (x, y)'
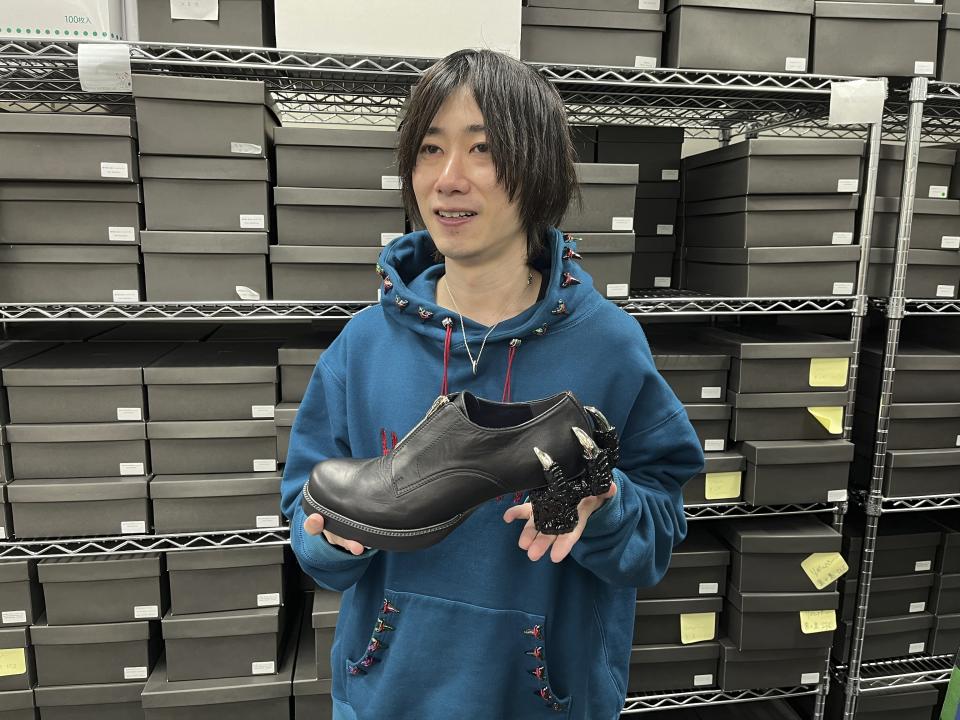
top-left (281, 228), bottom-right (704, 720)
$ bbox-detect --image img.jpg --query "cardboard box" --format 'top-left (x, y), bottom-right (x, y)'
top-left (844, 517), bottom-right (942, 579)
top-left (34, 681), bottom-right (145, 720)
top-left (563, 232), bottom-right (633, 299)
top-left (633, 596), bottom-right (722, 645)
top-left (166, 546), bottom-right (284, 616)
top-left (839, 573), bottom-right (933, 622)
top-left (940, 13), bottom-right (960, 83)
top-left (270, 246), bottom-right (381, 301)
top-left (312, 589), bottom-right (340, 679)
top-left (521, 7), bottom-right (664, 66)
top-left (859, 343), bottom-right (960, 404)
top-left (275, 127), bottom-right (399, 190)
top-left (0, 561), bottom-right (43, 628)
top-left (294, 600), bottom-right (333, 719)
top-left (562, 164), bottom-right (639, 234)
top-left (133, 0), bottom-right (273, 46)
top-left (834, 614), bottom-right (934, 663)
top-left (683, 451), bottom-right (744, 505)
top-left (527, 0), bottom-right (664, 11)
top-left (0, 688), bottom-right (34, 720)
top-left (725, 585), bottom-right (840, 651)
top-left (0, 628), bottom-right (33, 692)
top-left (275, 188), bottom-right (404, 247)
top-left (742, 440), bottom-right (853, 505)
top-left (5, 422), bottom-right (148, 479)
top-left (628, 642), bottom-right (720, 693)
top-left (148, 420), bottom-right (276, 475)
top-left (684, 403), bottom-right (731, 453)
top-left (875, 448), bottom-right (960, 498)
top-left (0, 245), bottom-right (141, 303)
top-left (931, 574), bottom-right (960, 615)
top-left (717, 638), bottom-right (826, 692)
top-left (636, 526), bottom-right (730, 600)
top-left (649, 338), bottom-right (730, 404)
top-left (729, 390), bottom-right (847, 442)
top-left (150, 472), bottom-right (282, 534)
top-left (275, 402), bottom-right (297, 464)
top-left (867, 247), bottom-right (960, 299)
top-left (634, 181), bottom-right (680, 237)
top-left (876, 145), bottom-right (956, 200)
top-left (596, 127), bottom-right (683, 183)
top-left (0, 342), bottom-right (61, 425)
top-left (844, 686), bottom-right (941, 720)
top-left (631, 235), bottom-right (675, 290)
top-left (872, 197), bottom-right (960, 251)
top-left (279, 338), bottom-right (333, 403)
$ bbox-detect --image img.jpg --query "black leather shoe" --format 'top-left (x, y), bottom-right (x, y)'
top-left (301, 390), bottom-right (606, 552)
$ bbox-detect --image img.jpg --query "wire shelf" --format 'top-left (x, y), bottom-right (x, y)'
top-left (685, 502), bottom-right (842, 520)
top-left (622, 685), bottom-right (819, 713)
top-left (836, 654), bottom-right (955, 693)
top-left (903, 299), bottom-right (960, 315)
top-left (880, 494), bottom-right (960, 513)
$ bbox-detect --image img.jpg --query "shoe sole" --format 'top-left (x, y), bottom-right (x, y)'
top-left (302, 482), bottom-right (471, 552)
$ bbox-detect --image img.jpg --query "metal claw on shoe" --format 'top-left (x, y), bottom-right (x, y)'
top-left (572, 426), bottom-right (599, 459)
top-left (584, 405), bottom-right (613, 433)
top-left (534, 447), bottom-right (555, 472)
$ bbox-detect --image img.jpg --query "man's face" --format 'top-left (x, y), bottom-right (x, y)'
top-left (411, 86), bottom-right (525, 264)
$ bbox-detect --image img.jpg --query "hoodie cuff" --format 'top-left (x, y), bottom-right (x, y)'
top-left (582, 471), bottom-right (625, 538)
top-left (295, 505), bottom-right (379, 566)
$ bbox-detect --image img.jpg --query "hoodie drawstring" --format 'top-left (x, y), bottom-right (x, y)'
top-left (501, 339), bottom-right (521, 403)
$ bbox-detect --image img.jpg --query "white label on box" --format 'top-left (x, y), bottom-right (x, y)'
top-left (253, 459), bottom-right (277, 472)
top-left (0, 528), bottom-right (7, 540)
top-left (916, 0), bottom-right (935, 3)
top-left (937, 284), bottom-right (956, 297)
top-left (170, 0), bottom-right (219, 20)
top-left (100, 162), bottom-right (129, 179)
top-left (909, 642), bottom-right (926, 654)
top-left (828, 489), bottom-right (848, 503)
top-left (832, 232), bottom-right (854, 245)
top-left (638, 0), bottom-right (660, 9)
top-left (654, 276), bottom-right (671, 288)
top-left (381, 233), bottom-right (403, 246)
top-left (634, 56), bottom-right (657, 69)
top-left (116, 407), bottom-right (142, 421)
top-left (257, 593), bottom-right (281, 607)
top-left (235, 286), bottom-right (261, 301)
top-left (124, 666), bottom-right (148, 680)
top-left (910, 602), bottom-right (926, 613)
top-left (700, 386), bottom-right (722, 400)
top-left (231, 141), bottom-right (262, 155)
top-left (929, 185), bottom-right (949, 199)
top-left (704, 439), bottom-right (725, 452)
top-left (252, 661), bottom-right (275, 675)
top-left (785, 57), bottom-right (808, 72)
top-left (256, 514), bottom-right (280, 528)
top-left (606, 283), bottom-right (629, 298)
top-left (108, 226), bottom-right (136, 242)
top-left (915, 560), bottom-right (932, 572)
top-left (662, 169), bottom-right (680, 181)
top-left (1, 612), bottom-right (25, 625)
top-left (112, 289), bottom-right (139, 303)
top-left (251, 405), bottom-right (275, 419)
top-left (916, 61), bottom-right (936, 76)
top-left (78, 45), bottom-right (132, 93)
top-left (381, 175), bottom-right (402, 190)
top-left (801, 673), bottom-right (821, 685)
top-left (612, 217), bottom-right (633, 231)
top-left (693, 674), bottom-right (713, 687)
top-left (837, 179), bottom-right (859, 193)
top-left (121, 521), bottom-right (146, 534)
top-left (134, 605), bottom-right (159, 619)
top-left (119, 463), bottom-right (144, 476)
top-left (656, 224), bottom-right (674, 236)
top-left (942, 236), bottom-right (960, 249)
top-left (956, 434), bottom-right (960, 447)
top-left (832, 282), bottom-right (854, 295)
top-left (239, 214), bottom-right (265, 229)
top-left (698, 582), bottom-right (719, 595)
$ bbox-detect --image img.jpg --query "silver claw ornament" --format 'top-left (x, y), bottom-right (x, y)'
top-left (584, 405), bottom-right (613, 433)
top-left (533, 446), bottom-right (554, 471)
top-left (571, 426), bottom-right (600, 459)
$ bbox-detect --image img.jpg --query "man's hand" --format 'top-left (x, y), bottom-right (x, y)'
top-left (503, 481), bottom-right (617, 564)
top-left (304, 513), bottom-right (368, 556)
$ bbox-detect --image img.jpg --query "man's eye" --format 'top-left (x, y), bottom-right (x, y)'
top-left (419, 144), bottom-right (441, 155)
top-left (473, 143), bottom-right (489, 153)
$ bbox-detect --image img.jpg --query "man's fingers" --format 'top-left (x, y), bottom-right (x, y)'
top-left (304, 513), bottom-right (325, 535)
top-left (304, 513), bottom-right (366, 555)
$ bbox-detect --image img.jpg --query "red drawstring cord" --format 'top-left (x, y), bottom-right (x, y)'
top-left (391, 432), bottom-right (398, 449)
top-left (380, 429), bottom-right (388, 456)
top-left (502, 339), bottom-right (521, 403)
top-left (441, 318), bottom-right (453, 395)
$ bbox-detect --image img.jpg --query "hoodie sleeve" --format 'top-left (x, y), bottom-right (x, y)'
top-left (568, 341), bottom-right (704, 589)
top-left (280, 350), bottom-right (380, 593)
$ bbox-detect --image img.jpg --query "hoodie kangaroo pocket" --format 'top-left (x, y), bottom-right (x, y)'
top-left (344, 589), bottom-right (572, 719)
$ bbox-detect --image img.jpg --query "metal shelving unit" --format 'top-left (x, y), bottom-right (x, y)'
top-left (622, 684), bottom-right (819, 714)
top-left (685, 501), bottom-right (843, 521)
top-left (835, 653), bottom-right (955, 693)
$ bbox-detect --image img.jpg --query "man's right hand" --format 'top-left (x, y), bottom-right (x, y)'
top-left (304, 513), bottom-right (369, 556)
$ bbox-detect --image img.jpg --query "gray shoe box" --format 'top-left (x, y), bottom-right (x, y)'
top-left (34, 681), bottom-right (145, 720)
top-left (937, 517), bottom-right (960, 574)
top-left (633, 596), bottom-right (722, 645)
top-left (0, 689), bottom-right (34, 720)
top-left (91, 325), bottom-right (215, 343)
top-left (834, 614), bottom-right (934, 663)
top-left (527, 0), bottom-right (663, 10)
top-left (275, 188), bottom-right (404, 246)
top-left (144, 343), bottom-right (278, 422)
top-left (275, 403), bottom-right (298, 465)
top-left (0, 183), bottom-right (141, 246)
top-left (0, 343), bottom-right (60, 426)
top-left (684, 403), bottom-right (731, 453)
top-left (839, 573), bottom-right (933, 622)
top-left (294, 600), bottom-right (333, 720)
top-left (596, 127), bottom-right (683, 183)
top-left (38, 554), bottom-right (164, 626)
top-left (133, 75), bottom-right (276, 159)
top-left (636, 526), bottom-right (730, 600)
top-left (876, 144), bottom-right (955, 200)
top-left (842, 686), bottom-right (939, 720)
top-left (725, 585), bottom-right (839, 651)
top-left (634, 182), bottom-right (680, 237)
top-left (666, 0), bottom-right (813, 73)
top-left (521, 7), bottom-right (665, 66)
top-left (150, 472), bottom-right (282, 534)
top-left (632, 236), bottom-right (675, 289)
top-left (0, 628), bottom-right (33, 692)
top-left (141, 156), bottom-right (271, 232)
top-left (161, 606), bottom-right (281, 682)
top-left (812, 2), bottom-right (941, 77)
top-left (873, 197), bottom-right (960, 250)
top-left (843, 517), bottom-right (941, 579)
top-left (2, 342), bottom-right (176, 425)
top-left (684, 245), bottom-right (859, 298)
top-left (166, 546), bottom-right (283, 616)
top-left (684, 195), bottom-right (860, 248)
top-left (742, 440), bottom-right (853, 505)
top-left (875, 448), bottom-right (960, 498)
top-left (148, 420), bottom-right (276, 475)
top-left (859, 343), bottom-right (960, 404)
top-left (941, 14), bottom-right (960, 83)
top-left (141, 231), bottom-right (269, 302)
top-left (718, 638), bottom-right (827, 692)
top-left (275, 127), bottom-right (399, 190)
top-left (270, 246), bottom-right (381, 301)
top-left (0, 435), bottom-right (9, 490)
top-left (6, 422), bottom-right (148, 480)
top-left (562, 232), bottom-right (633, 298)
top-left (682, 138), bottom-right (864, 202)
top-left (135, 0), bottom-right (273, 46)
top-left (932, 574), bottom-right (960, 614)
top-left (730, 390), bottom-right (847, 442)
top-left (312, 590), bottom-right (340, 680)
top-left (7, 477), bottom-right (150, 539)
top-left (0, 245), bottom-right (142, 303)
top-left (0, 483), bottom-right (11, 538)
top-left (564, 163), bottom-right (638, 234)
top-left (628, 642), bottom-right (719, 693)
top-left (0, 115), bottom-right (137, 183)
top-left (649, 338), bottom-right (730, 404)
top-left (31, 617), bottom-right (159, 686)
top-left (683, 450), bottom-right (744, 505)
top-left (867, 248), bottom-right (960, 299)
top-left (279, 339), bottom-right (332, 403)
top-left (0, 562), bottom-right (43, 627)
top-left (718, 516), bottom-right (842, 593)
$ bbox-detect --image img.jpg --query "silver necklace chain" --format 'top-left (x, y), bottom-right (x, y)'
top-left (443, 270), bottom-right (533, 375)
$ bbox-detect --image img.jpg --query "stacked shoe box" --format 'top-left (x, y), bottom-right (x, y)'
top-left (825, 685), bottom-right (941, 720)
top-left (681, 138), bottom-right (864, 298)
top-left (276, 336), bottom-right (335, 465)
top-left (31, 554), bottom-right (165, 717)
top-left (132, 0), bottom-right (275, 46)
top-left (520, 0), bottom-right (665, 68)
top-left (716, 516), bottom-right (844, 692)
top-left (2, 343), bottom-right (177, 538)
top-left (596, 127), bottom-right (683, 292)
top-left (144, 342), bottom-right (283, 534)
top-left (928, 515), bottom-right (960, 656)
top-left (561, 163), bottom-right (639, 300)
top-left (868, 145), bottom-right (960, 300)
top-left (0, 558), bottom-right (44, 709)
top-left (696, 327), bottom-right (855, 506)
top-left (133, 74), bottom-right (276, 302)
top-left (0, 114), bottom-right (141, 303)
top-left (271, 127), bottom-right (402, 302)
top-left (295, 589), bottom-right (341, 717)
top-left (941, 4), bottom-right (960, 83)
top-left (629, 526), bottom-right (729, 693)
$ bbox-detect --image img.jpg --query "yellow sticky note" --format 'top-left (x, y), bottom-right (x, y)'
top-left (807, 406), bottom-right (844, 434)
top-left (799, 609), bottom-right (837, 635)
top-left (0, 648), bottom-right (25, 677)
top-left (680, 612), bottom-right (716, 645)
top-left (809, 358), bottom-right (850, 388)
top-left (705, 472), bottom-right (741, 500)
top-left (801, 552), bottom-right (850, 591)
